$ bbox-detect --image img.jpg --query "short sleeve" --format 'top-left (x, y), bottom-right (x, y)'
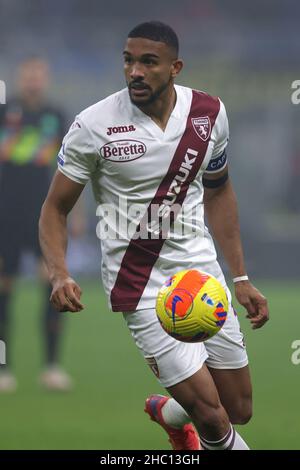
top-left (204, 100), bottom-right (229, 174)
top-left (57, 117), bottom-right (98, 185)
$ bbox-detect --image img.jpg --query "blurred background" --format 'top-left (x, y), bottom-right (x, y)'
top-left (0, 0), bottom-right (299, 450)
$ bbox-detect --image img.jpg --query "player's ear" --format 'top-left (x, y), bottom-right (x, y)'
top-left (171, 59), bottom-right (183, 78)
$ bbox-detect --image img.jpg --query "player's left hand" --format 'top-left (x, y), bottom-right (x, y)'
top-left (234, 281), bottom-right (269, 329)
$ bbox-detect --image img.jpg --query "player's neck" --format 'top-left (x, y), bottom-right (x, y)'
top-left (138, 86), bottom-right (176, 132)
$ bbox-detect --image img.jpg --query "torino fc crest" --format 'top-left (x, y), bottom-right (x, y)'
top-left (191, 116), bottom-right (211, 142)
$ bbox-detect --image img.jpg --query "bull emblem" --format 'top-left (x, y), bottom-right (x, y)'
top-left (192, 116), bottom-right (211, 142)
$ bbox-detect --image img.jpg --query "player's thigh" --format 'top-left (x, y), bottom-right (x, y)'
top-left (204, 304), bottom-right (248, 370)
top-left (204, 304), bottom-right (252, 423)
top-left (207, 365), bottom-right (252, 424)
top-left (124, 309), bottom-right (230, 438)
top-left (123, 308), bottom-right (208, 389)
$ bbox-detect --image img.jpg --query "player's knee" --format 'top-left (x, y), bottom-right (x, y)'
top-left (229, 399), bottom-right (252, 425)
top-left (188, 398), bottom-right (229, 437)
top-left (202, 405), bottom-right (229, 436)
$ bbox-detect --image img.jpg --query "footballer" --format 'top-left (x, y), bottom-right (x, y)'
top-left (39, 21), bottom-right (269, 450)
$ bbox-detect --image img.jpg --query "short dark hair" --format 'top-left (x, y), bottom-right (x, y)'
top-left (128, 21), bottom-right (179, 57)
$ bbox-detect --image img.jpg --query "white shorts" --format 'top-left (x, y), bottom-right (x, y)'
top-left (123, 305), bottom-right (248, 388)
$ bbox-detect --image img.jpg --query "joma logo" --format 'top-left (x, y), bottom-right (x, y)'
top-left (107, 125), bottom-right (136, 136)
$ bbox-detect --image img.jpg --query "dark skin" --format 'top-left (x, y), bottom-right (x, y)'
top-left (203, 167), bottom-right (269, 330)
top-left (39, 173), bottom-right (84, 312)
top-left (201, 166), bottom-right (269, 427)
top-left (124, 38), bottom-right (183, 130)
top-left (39, 37), bottom-right (269, 439)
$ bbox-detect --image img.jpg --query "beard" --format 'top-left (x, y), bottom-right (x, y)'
top-left (128, 77), bottom-right (172, 106)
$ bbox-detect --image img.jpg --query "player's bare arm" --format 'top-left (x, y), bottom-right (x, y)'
top-left (203, 166), bottom-right (269, 329)
top-left (39, 171), bottom-right (85, 313)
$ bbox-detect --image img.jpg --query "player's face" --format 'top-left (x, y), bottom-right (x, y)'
top-left (124, 38), bottom-right (182, 106)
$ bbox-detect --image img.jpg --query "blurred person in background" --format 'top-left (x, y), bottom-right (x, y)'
top-left (0, 57), bottom-right (73, 391)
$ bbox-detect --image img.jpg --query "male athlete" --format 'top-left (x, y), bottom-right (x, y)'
top-left (0, 57), bottom-right (72, 391)
top-left (39, 22), bottom-right (269, 449)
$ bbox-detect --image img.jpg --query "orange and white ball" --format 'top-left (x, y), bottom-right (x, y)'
top-left (156, 269), bottom-right (228, 342)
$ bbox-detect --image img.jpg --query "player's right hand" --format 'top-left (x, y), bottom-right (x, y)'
top-left (50, 276), bottom-right (84, 312)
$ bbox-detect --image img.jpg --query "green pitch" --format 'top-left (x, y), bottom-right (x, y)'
top-left (0, 279), bottom-right (299, 449)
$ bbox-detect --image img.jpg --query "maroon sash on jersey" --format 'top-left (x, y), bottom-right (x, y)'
top-left (110, 90), bottom-right (220, 311)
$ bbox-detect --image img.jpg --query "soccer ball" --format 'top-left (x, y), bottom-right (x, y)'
top-left (156, 269), bottom-right (228, 343)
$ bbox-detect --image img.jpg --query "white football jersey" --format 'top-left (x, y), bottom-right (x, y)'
top-left (57, 85), bottom-right (230, 311)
